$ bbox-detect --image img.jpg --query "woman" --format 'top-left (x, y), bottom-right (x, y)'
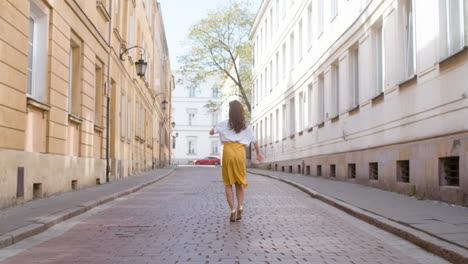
top-left (210, 100), bottom-right (263, 222)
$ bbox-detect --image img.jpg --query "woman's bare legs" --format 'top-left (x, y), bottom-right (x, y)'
top-left (225, 185), bottom-right (235, 211)
top-left (235, 183), bottom-right (244, 210)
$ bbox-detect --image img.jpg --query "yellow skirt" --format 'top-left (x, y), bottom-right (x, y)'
top-left (222, 141), bottom-right (248, 188)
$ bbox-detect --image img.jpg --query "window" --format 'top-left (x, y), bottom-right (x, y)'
top-left (282, 104), bottom-right (287, 139)
top-left (308, 84), bottom-right (313, 127)
top-left (264, 116), bottom-right (268, 143)
top-left (350, 45), bottom-right (359, 108)
top-left (275, 52), bottom-right (279, 85)
top-left (375, 24), bottom-right (384, 95)
top-left (128, 6), bottom-right (135, 57)
top-left (69, 32), bottom-right (82, 116)
top-left (121, 94), bottom-right (126, 138)
top-left (212, 87), bottom-right (219, 98)
top-left (331, 62), bottom-right (339, 118)
top-left (317, 74), bottom-right (325, 124)
top-left (269, 61), bottom-right (273, 92)
top-left (331, 0), bottom-right (339, 20)
top-left (269, 113), bottom-right (273, 143)
top-left (276, 0), bottom-right (280, 27)
top-left (127, 98), bottom-right (131, 140)
top-left (282, 43), bottom-right (286, 76)
top-left (289, 32), bottom-right (295, 70)
top-left (187, 137), bottom-right (197, 155)
top-left (307, 3), bottom-right (313, 47)
top-left (135, 101), bottom-right (139, 137)
top-left (298, 19), bottom-right (303, 60)
top-left (95, 60), bottom-right (104, 126)
top-left (275, 109), bottom-right (279, 141)
top-left (259, 73), bottom-right (263, 101)
top-left (28, 2), bottom-right (49, 102)
top-left (211, 141), bottom-right (219, 155)
top-left (299, 92), bottom-right (304, 131)
top-left (317, 0), bottom-right (324, 37)
top-left (259, 120), bottom-right (263, 145)
top-left (270, 8), bottom-right (274, 39)
top-left (289, 97), bottom-right (295, 135)
top-left (265, 67), bottom-right (268, 95)
top-left (439, 0), bottom-right (465, 60)
top-left (188, 112), bottom-right (195, 126)
top-left (400, 0), bottom-right (415, 80)
top-left (264, 18), bottom-right (268, 47)
top-left (211, 112), bottom-right (219, 126)
top-left (188, 86), bottom-right (196, 97)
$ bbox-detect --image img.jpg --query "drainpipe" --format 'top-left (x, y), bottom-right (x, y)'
top-left (105, 0), bottom-right (113, 182)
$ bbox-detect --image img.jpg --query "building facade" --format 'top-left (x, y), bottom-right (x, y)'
top-left (0, 0), bottom-right (172, 209)
top-left (250, 0), bottom-right (468, 205)
top-left (172, 73), bottom-right (222, 165)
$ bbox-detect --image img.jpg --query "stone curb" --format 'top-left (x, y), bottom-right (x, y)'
top-left (249, 170), bottom-right (468, 264)
top-left (0, 167), bottom-right (176, 250)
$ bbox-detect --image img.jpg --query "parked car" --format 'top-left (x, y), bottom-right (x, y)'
top-left (192, 157), bottom-right (221, 165)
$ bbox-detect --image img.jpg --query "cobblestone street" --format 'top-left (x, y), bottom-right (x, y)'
top-left (0, 167), bottom-right (449, 264)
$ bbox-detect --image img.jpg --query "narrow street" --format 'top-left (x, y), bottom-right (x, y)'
top-left (0, 167), bottom-right (448, 264)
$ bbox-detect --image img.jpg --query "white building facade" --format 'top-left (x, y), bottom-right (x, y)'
top-left (250, 0), bottom-right (468, 205)
top-left (172, 73), bottom-right (223, 164)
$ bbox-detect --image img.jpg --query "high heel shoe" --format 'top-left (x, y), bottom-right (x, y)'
top-left (229, 210), bottom-right (236, 222)
top-left (236, 207), bottom-right (243, 220)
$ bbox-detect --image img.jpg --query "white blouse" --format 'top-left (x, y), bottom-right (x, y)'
top-left (214, 120), bottom-right (257, 146)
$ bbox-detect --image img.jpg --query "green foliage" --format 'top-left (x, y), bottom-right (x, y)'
top-left (179, 1), bottom-right (255, 112)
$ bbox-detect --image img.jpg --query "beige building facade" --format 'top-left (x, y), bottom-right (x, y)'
top-left (250, 0), bottom-right (468, 205)
top-left (0, 0), bottom-right (172, 209)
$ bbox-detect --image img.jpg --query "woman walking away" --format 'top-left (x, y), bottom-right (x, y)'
top-left (210, 100), bottom-right (263, 222)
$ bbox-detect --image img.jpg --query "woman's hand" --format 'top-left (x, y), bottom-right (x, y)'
top-left (256, 152), bottom-right (264, 163)
top-left (209, 127), bottom-right (215, 135)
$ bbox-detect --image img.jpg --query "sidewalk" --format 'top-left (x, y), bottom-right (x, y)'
top-left (248, 168), bottom-right (468, 264)
top-left (0, 167), bottom-right (176, 249)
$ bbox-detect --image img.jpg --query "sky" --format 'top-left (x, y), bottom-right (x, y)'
top-left (158, 0), bottom-right (263, 71)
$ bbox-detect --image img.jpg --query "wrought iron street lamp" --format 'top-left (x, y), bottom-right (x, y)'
top-left (119, 44), bottom-right (147, 77)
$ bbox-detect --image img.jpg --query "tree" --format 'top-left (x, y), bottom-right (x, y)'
top-left (179, 1), bottom-right (255, 113)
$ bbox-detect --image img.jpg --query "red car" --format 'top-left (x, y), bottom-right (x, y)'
top-left (192, 157), bottom-right (221, 165)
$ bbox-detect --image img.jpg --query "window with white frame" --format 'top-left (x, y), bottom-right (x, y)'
top-left (188, 109), bottom-right (196, 126)
top-left (135, 101), bottom-right (139, 137)
top-left (188, 86), bottom-right (196, 97)
top-left (282, 104), bottom-right (287, 139)
top-left (331, 0), bottom-right (339, 20)
top-left (259, 73), bottom-right (263, 101)
top-left (317, 0), bottom-right (324, 37)
top-left (259, 120), bottom-right (263, 145)
top-left (211, 140), bottom-right (219, 154)
top-left (308, 84), bottom-right (313, 127)
top-left (275, 52), bottom-right (279, 85)
top-left (264, 67), bottom-right (268, 96)
top-left (28, 1), bottom-right (49, 103)
top-left (211, 112), bottom-right (219, 126)
top-left (307, 3), bottom-right (313, 47)
top-left (289, 97), bottom-right (296, 135)
top-left (400, 0), bottom-right (415, 80)
top-left (269, 60), bottom-right (273, 92)
top-left (128, 5), bottom-right (135, 57)
top-left (275, 109), bottom-right (279, 141)
top-left (264, 18), bottom-right (268, 48)
top-left (212, 87), bottom-right (219, 98)
top-left (350, 45), bottom-right (359, 108)
top-left (269, 113), bottom-right (273, 143)
top-left (374, 23), bottom-right (384, 95)
top-left (264, 116), bottom-right (268, 143)
top-left (276, 0), bottom-right (280, 28)
top-left (331, 62), bottom-right (340, 118)
top-left (270, 8), bottom-right (274, 39)
top-left (121, 93), bottom-right (126, 138)
top-left (299, 92), bottom-right (304, 131)
top-left (282, 0), bottom-right (287, 18)
top-left (298, 19), bottom-right (303, 60)
top-left (438, 0), bottom-right (465, 61)
top-left (289, 32), bottom-right (295, 70)
top-left (187, 137), bottom-right (197, 155)
top-left (282, 43), bottom-right (286, 76)
top-left (317, 74), bottom-right (325, 124)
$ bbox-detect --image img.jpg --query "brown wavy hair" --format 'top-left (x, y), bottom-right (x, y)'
top-left (228, 100), bottom-right (246, 133)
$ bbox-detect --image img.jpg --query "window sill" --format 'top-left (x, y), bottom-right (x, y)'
top-left (282, 137), bottom-right (287, 141)
top-left (27, 97), bottom-right (51, 112)
top-left (121, 137), bottom-right (126, 142)
top-left (69, 114), bottom-right (83, 124)
top-left (398, 74), bottom-right (417, 88)
top-left (275, 140), bottom-right (279, 143)
top-left (94, 125), bottom-right (104, 132)
top-left (317, 122), bottom-right (325, 128)
top-left (348, 105), bottom-right (360, 115)
top-left (307, 126), bottom-right (313, 132)
top-left (371, 91), bottom-right (384, 102)
top-left (439, 47), bottom-right (467, 65)
top-left (96, 1), bottom-right (111, 22)
top-left (298, 131), bottom-right (304, 136)
top-left (289, 134), bottom-right (295, 139)
top-left (331, 115), bottom-right (339, 123)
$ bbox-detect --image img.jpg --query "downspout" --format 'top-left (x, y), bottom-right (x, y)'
top-left (105, 0), bottom-right (113, 182)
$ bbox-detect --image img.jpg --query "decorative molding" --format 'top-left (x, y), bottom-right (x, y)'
top-left (26, 97), bottom-right (51, 112)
